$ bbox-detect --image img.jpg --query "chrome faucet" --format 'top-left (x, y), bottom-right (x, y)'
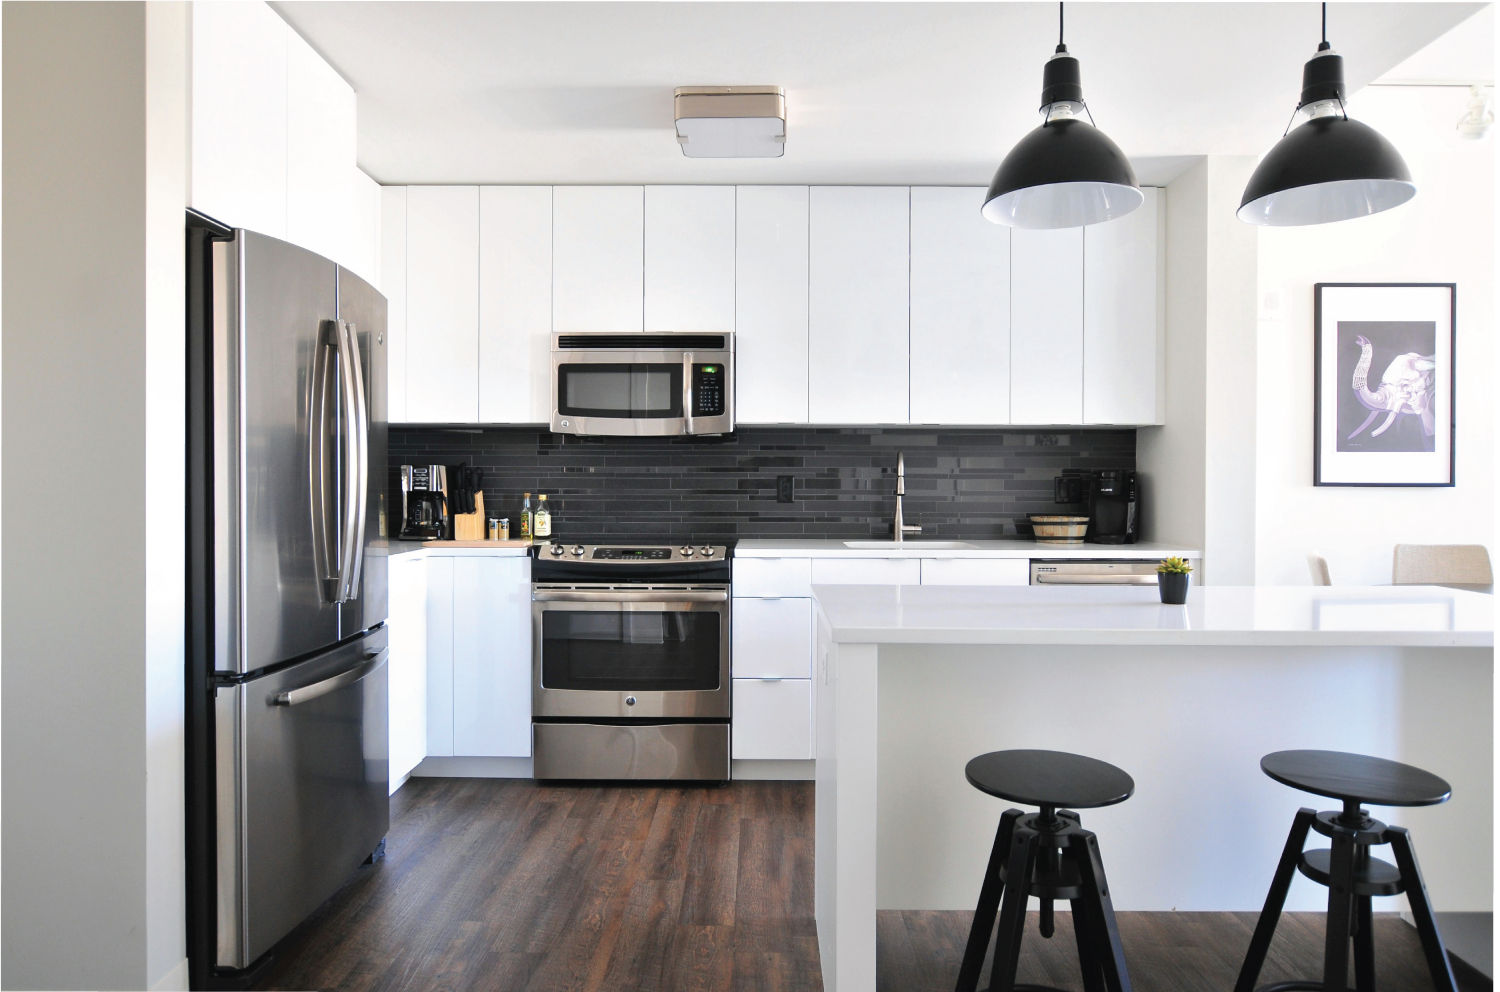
top-left (893, 451), bottom-right (922, 543)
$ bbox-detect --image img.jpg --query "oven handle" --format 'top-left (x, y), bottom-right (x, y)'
top-left (533, 589), bottom-right (728, 603)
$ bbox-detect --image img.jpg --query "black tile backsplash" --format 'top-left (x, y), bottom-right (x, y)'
top-left (389, 426), bottom-right (1134, 545)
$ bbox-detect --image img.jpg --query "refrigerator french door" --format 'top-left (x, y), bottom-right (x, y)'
top-left (186, 211), bottom-right (389, 987)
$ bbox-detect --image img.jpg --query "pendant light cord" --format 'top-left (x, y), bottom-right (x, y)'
top-left (1318, 1), bottom-right (1331, 51)
top-left (1059, 2), bottom-right (1065, 49)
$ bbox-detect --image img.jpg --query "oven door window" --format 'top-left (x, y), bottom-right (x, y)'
top-left (541, 609), bottom-right (720, 691)
top-left (557, 363), bottom-right (683, 419)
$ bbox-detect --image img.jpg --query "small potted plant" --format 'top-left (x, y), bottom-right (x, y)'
top-left (1156, 557), bottom-right (1193, 604)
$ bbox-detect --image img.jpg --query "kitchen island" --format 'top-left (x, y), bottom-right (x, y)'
top-left (811, 583), bottom-right (1494, 992)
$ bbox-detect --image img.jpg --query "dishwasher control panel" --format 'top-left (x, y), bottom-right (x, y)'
top-left (1029, 560), bottom-right (1167, 586)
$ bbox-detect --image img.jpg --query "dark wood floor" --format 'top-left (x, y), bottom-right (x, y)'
top-left (255, 778), bottom-right (1484, 992)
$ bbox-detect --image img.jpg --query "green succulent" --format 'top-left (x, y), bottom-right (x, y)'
top-left (1157, 556), bottom-right (1193, 574)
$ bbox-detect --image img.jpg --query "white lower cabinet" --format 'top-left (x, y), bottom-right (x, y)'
top-left (425, 554), bottom-right (532, 759)
top-left (388, 554), bottom-right (428, 791)
top-left (919, 557), bottom-right (1029, 586)
top-left (732, 598), bottom-right (813, 678)
top-left (811, 558), bottom-right (922, 585)
top-left (733, 679), bottom-right (813, 760)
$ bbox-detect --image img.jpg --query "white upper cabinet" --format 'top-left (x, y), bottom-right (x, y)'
top-left (380, 187), bottom-right (409, 423)
top-left (644, 186), bottom-right (735, 332)
top-left (553, 186), bottom-right (644, 333)
top-left (1084, 187), bottom-right (1163, 425)
top-left (479, 186), bottom-right (553, 423)
top-left (808, 187), bottom-right (910, 424)
top-left (909, 188), bottom-right (1011, 425)
top-left (736, 186), bottom-right (810, 424)
top-left (406, 186), bottom-right (480, 423)
top-left (1010, 227), bottom-right (1084, 425)
top-left (285, 29), bottom-right (355, 271)
top-left (190, 1), bottom-right (288, 239)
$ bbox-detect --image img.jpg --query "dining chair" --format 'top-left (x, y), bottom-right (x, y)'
top-left (1392, 544), bottom-right (1493, 586)
top-left (1308, 552), bottom-right (1332, 586)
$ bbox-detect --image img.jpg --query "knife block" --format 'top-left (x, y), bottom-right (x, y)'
top-left (451, 491), bottom-right (486, 542)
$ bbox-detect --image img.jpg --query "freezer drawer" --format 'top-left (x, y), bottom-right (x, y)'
top-left (532, 722), bottom-right (729, 781)
top-left (215, 628), bottom-right (389, 968)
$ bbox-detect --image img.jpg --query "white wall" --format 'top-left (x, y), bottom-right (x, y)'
top-left (3, 3), bottom-right (191, 988)
top-left (1136, 156), bottom-right (1259, 583)
top-left (1255, 85), bottom-right (1495, 586)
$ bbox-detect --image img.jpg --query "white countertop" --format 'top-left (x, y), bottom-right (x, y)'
top-left (813, 583), bottom-right (1493, 647)
top-left (734, 539), bottom-right (1197, 559)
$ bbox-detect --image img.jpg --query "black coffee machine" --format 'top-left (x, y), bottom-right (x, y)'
top-left (1087, 469), bottom-right (1138, 544)
top-left (399, 464), bottom-right (449, 540)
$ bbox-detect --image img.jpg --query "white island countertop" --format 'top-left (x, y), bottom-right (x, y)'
top-left (813, 583), bottom-right (1493, 647)
top-left (736, 539), bottom-right (1197, 559)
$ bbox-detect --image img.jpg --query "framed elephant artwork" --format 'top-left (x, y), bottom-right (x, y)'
top-left (1314, 283), bottom-right (1455, 486)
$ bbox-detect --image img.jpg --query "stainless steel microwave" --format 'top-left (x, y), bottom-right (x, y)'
top-left (550, 333), bottom-right (734, 436)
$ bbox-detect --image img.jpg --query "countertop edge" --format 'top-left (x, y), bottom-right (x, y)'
top-left (828, 629), bottom-right (1494, 647)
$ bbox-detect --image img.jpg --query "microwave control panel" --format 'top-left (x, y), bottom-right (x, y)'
top-left (692, 364), bottom-right (726, 417)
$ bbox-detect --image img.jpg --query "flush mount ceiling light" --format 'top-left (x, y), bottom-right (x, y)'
top-left (982, 3), bottom-right (1142, 229)
top-left (1238, 3), bottom-right (1416, 226)
top-left (674, 86), bottom-right (785, 158)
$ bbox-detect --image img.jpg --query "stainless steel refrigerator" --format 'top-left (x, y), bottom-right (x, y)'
top-left (186, 211), bottom-right (389, 988)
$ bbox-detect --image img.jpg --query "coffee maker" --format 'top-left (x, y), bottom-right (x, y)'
top-left (1087, 469), bottom-right (1138, 544)
top-left (399, 464), bottom-right (449, 540)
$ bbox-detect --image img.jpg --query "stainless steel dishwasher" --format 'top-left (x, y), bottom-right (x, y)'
top-left (1029, 560), bottom-right (1166, 585)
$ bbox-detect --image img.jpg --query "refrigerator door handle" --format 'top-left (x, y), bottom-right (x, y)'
top-left (309, 319), bottom-right (342, 603)
top-left (273, 647), bottom-right (388, 706)
top-left (335, 319), bottom-right (368, 604)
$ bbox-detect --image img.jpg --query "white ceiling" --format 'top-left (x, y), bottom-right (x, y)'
top-left (273, 1), bottom-right (1487, 187)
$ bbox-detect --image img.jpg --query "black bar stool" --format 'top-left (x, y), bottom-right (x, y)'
top-left (955, 749), bottom-right (1136, 992)
top-left (1235, 749), bottom-right (1459, 992)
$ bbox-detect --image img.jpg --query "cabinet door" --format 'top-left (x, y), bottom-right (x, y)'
top-left (732, 679), bottom-right (812, 760)
top-left (909, 187), bottom-right (1011, 425)
top-left (190, 0), bottom-right (288, 239)
top-left (479, 186), bottom-right (553, 423)
top-left (919, 557), bottom-right (1029, 586)
top-left (811, 558), bottom-right (922, 585)
top-left (732, 598), bottom-right (813, 678)
top-left (1010, 227), bottom-right (1083, 424)
top-left (425, 556), bottom-right (454, 756)
top-left (285, 28), bottom-right (355, 270)
top-left (380, 187), bottom-right (408, 423)
top-left (645, 186), bottom-right (735, 332)
top-left (452, 557), bottom-right (532, 757)
top-left (1084, 187), bottom-right (1162, 425)
top-left (736, 186), bottom-right (810, 424)
top-left (553, 186), bottom-right (644, 333)
top-left (731, 557), bottom-right (813, 598)
top-left (406, 186), bottom-right (480, 422)
top-left (808, 187), bottom-right (910, 424)
top-left (387, 556), bottom-right (427, 790)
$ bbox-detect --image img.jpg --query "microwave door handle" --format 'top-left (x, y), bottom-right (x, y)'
top-left (682, 352), bottom-right (694, 435)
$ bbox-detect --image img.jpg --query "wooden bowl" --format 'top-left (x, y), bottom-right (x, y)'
top-left (1029, 515), bottom-right (1090, 545)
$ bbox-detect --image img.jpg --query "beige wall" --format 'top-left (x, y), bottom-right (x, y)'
top-left (2, 3), bottom-right (190, 988)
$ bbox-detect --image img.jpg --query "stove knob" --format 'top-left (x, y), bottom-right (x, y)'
top-left (550, 544), bottom-right (565, 556)
top-left (699, 546), bottom-right (714, 557)
top-left (571, 545), bottom-right (585, 557)
top-left (679, 546), bottom-right (694, 556)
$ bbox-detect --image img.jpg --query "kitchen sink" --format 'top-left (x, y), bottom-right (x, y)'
top-left (843, 540), bottom-right (978, 550)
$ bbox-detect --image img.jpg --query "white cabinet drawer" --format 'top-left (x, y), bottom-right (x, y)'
top-left (732, 557), bottom-right (813, 598)
top-left (732, 598), bottom-right (813, 678)
top-left (812, 558), bottom-right (922, 586)
top-left (732, 678), bottom-right (812, 760)
top-left (920, 558), bottom-right (1029, 586)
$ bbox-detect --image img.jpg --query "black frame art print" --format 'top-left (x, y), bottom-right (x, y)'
top-left (1314, 283), bottom-right (1455, 487)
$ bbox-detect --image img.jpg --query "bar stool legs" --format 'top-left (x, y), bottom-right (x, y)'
top-left (1234, 807), bottom-right (1459, 992)
top-left (955, 808), bottom-right (1132, 992)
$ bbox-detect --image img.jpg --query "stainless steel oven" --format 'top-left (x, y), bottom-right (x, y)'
top-left (550, 333), bottom-right (734, 436)
top-left (531, 543), bottom-right (731, 781)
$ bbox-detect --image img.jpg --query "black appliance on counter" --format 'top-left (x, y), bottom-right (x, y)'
top-left (398, 464), bottom-right (449, 540)
top-left (531, 542), bottom-right (732, 782)
top-left (1052, 470), bottom-right (1139, 544)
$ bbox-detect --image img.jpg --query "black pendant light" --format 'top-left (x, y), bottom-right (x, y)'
top-left (982, 3), bottom-right (1142, 229)
top-left (1238, 3), bottom-right (1415, 226)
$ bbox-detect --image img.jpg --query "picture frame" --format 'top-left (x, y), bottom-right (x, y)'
top-left (1314, 283), bottom-right (1455, 487)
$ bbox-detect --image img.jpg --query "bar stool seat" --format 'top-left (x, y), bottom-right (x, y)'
top-left (956, 750), bottom-right (1136, 992)
top-left (1235, 750), bottom-right (1459, 992)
